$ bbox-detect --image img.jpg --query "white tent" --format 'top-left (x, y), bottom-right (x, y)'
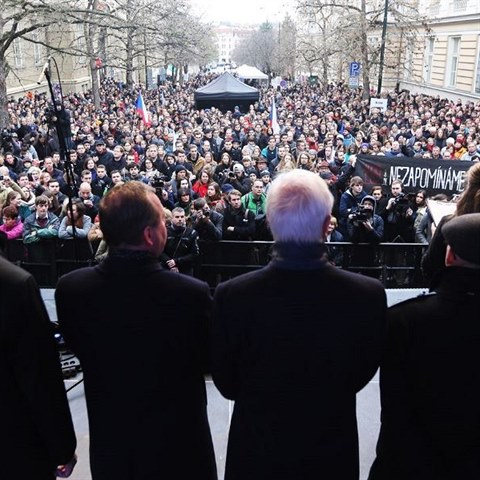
top-left (235, 64), bottom-right (268, 80)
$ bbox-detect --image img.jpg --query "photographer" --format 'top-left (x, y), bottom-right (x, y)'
top-left (348, 196), bottom-right (384, 244)
top-left (382, 180), bottom-right (415, 286)
top-left (222, 163), bottom-right (252, 196)
top-left (191, 197), bottom-right (223, 242)
top-left (383, 180), bottom-right (414, 242)
top-left (339, 176), bottom-right (367, 238)
top-left (347, 196), bottom-right (384, 277)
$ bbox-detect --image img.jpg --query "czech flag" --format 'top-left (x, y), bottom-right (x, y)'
top-left (269, 97), bottom-right (280, 134)
top-left (135, 92), bottom-right (151, 127)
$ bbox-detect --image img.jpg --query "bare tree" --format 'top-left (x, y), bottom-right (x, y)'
top-left (296, 0), bottom-right (425, 99)
top-left (0, 0), bottom-right (62, 128)
top-left (296, 6), bottom-right (341, 87)
top-left (100, 0), bottom-right (215, 87)
top-left (232, 22), bottom-right (280, 79)
top-left (277, 14), bottom-right (297, 80)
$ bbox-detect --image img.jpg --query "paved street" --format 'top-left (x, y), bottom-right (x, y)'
top-left (42, 288), bottom-right (425, 480)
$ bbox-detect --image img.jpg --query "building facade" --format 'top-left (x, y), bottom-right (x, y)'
top-left (398, 0), bottom-right (480, 101)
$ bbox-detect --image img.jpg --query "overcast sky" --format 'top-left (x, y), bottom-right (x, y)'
top-left (189, 0), bottom-right (297, 25)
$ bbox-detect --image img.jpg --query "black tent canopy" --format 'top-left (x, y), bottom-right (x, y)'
top-left (194, 72), bottom-right (259, 112)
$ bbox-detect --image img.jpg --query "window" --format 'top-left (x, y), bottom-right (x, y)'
top-left (446, 36), bottom-right (460, 88)
top-left (430, 0), bottom-right (440, 16)
top-left (453, 0), bottom-right (467, 11)
top-left (423, 36), bottom-right (435, 82)
top-left (12, 38), bottom-right (24, 68)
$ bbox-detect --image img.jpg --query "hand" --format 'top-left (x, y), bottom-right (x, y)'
top-left (387, 198), bottom-right (395, 209)
top-left (350, 155), bottom-right (357, 167)
top-left (227, 226), bottom-right (234, 232)
top-left (362, 221), bottom-right (374, 231)
top-left (166, 259), bottom-right (176, 269)
top-left (55, 454), bottom-right (77, 477)
top-left (84, 200), bottom-right (93, 208)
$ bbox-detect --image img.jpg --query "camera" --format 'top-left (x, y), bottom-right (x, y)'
top-left (203, 210), bottom-right (210, 217)
top-left (150, 173), bottom-right (166, 190)
top-left (349, 205), bottom-right (370, 226)
top-left (392, 192), bottom-right (412, 216)
top-left (228, 171), bottom-right (235, 178)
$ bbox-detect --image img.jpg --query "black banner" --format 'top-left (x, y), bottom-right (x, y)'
top-left (355, 154), bottom-right (473, 197)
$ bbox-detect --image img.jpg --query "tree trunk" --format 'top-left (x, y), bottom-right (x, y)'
top-left (360, 0), bottom-right (371, 100)
top-left (85, 0), bottom-right (101, 109)
top-left (126, 28), bottom-right (134, 86)
top-left (0, 56), bottom-right (8, 130)
top-left (0, 8), bottom-right (8, 130)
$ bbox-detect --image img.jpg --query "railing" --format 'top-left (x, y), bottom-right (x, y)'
top-left (2, 238), bottom-right (429, 289)
top-left (195, 241), bottom-right (429, 289)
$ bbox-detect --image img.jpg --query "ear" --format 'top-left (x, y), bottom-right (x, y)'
top-left (322, 214), bottom-right (332, 239)
top-left (143, 225), bottom-right (154, 248)
top-left (445, 244), bottom-right (456, 267)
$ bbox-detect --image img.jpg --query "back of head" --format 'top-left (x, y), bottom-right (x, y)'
top-left (443, 213), bottom-right (480, 267)
top-left (267, 170), bottom-right (333, 244)
top-left (100, 181), bottom-right (159, 248)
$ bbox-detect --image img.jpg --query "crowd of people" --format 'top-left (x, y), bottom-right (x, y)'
top-left (0, 75), bottom-right (480, 280)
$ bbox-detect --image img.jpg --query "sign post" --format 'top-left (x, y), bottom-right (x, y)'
top-left (349, 62), bottom-right (361, 89)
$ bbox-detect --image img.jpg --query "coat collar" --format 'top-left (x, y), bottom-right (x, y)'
top-left (270, 242), bottom-right (329, 270)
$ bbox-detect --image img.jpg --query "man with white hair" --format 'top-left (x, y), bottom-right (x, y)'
top-left (211, 169), bottom-right (387, 480)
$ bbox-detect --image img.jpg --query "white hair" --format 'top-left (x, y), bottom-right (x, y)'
top-left (266, 169), bottom-right (333, 244)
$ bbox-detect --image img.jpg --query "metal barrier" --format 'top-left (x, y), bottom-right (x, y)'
top-left (195, 240), bottom-right (429, 289)
top-left (3, 238), bottom-right (429, 289)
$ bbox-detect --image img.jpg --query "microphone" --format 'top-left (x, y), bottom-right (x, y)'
top-left (37, 57), bottom-right (51, 84)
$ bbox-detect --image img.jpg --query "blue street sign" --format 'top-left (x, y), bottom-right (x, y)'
top-left (349, 62), bottom-right (361, 77)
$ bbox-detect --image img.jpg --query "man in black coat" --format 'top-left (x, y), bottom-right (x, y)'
top-left (56, 181), bottom-right (217, 480)
top-left (160, 206), bottom-right (200, 276)
top-left (0, 251), bottom-right (77, 479)
top-left (211, 169), bottom-right (386, 480)
top-left (368, 213), bottom-right (480, 480)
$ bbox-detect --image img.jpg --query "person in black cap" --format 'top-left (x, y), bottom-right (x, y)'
top-left (369, 213), bottom-right (480, 480)
top-left (94, 138), bottom-right (114, 169)
top-left (347, 195), bottom-right (384, 277)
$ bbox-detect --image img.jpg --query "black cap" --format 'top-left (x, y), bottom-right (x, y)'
top-left (361, 195), bottom-right (376, 206)
top-left (175, 164), bottom-right (187, 173)
top-left (443, 213), bottom-right (480, 265)
top-left (95, 139), bottom-right (105, 146)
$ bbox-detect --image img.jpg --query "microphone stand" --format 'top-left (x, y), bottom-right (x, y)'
top-left (40, 57), bottom-right (78, 254)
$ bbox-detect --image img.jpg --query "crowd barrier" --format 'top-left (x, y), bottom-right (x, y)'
top-left (2, 238), bottom-right (429, 289)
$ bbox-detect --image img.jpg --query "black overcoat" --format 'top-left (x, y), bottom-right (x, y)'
top-left (0, 256), bottom-right (76, 480)
top-left (369, 267), bottom-right (480, 480)
top-left (56, 254), bottom-right (217, 480)
top-left (211, 243), bottom-right (386, 480)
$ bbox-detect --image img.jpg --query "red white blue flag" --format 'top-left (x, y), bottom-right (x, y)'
top-left (269, 97), bottom-right (280, 134)
top-left (135, 92), bottom-right (151, 127)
